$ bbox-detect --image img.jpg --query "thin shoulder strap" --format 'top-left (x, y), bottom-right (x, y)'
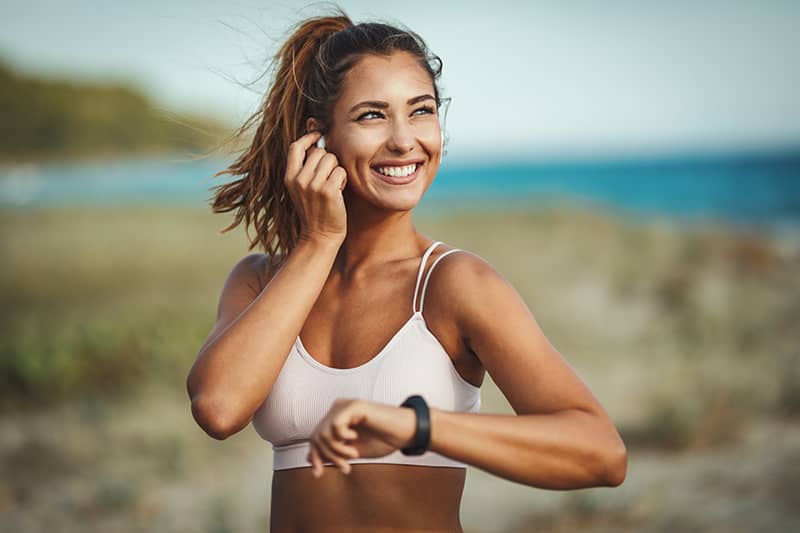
top-left (419, 248), bottom-right (463, 314)
top-left (412, 241), bottom-right (442, 314)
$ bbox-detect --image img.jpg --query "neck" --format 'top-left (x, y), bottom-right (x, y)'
top-left (333, 195), bottom-right (427, 281)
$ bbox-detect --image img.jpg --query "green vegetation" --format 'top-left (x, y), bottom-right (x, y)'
top-left (0, 61), bottom-right (233, 163)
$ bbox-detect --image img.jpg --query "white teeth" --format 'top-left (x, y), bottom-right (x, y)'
top-left (376, 163), bottom-right (417, 177)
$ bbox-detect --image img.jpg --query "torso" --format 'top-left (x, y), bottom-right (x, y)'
top-left (270, 465), bottom-right (466, 533)
top-left (256, 239), bottom-right (485, 532)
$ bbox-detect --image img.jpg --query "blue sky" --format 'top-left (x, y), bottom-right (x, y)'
top-left (1, 0), bottom-right (799, 161)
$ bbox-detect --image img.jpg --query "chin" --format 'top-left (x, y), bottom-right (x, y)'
top-left (374, 164), bottom-right (433, 203)
top-left (347, 162), bottom-right (435, 211)
top-left (379, 179), bottom-right (432, 211)
top-left (367, 188), bottom-right (423, 212)
top-left (386, 195), bottom-right (423, 212)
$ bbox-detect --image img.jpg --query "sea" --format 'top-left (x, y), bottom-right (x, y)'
top-left (1, 149), bottom-right (799, 235)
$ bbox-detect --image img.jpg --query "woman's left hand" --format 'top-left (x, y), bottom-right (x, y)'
top-left (306, 398), bottom-right (417, 477)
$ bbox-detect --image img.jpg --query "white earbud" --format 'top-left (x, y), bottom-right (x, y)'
top-left (316, 135), bottom-right (326, 149)
top-left (440, 130), bottom-right (445, 150)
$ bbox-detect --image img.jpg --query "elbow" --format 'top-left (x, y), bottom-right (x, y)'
top-left (190, 395), bottom-right (242, 441)
top-left (597, 440), bottom-right (627, 487)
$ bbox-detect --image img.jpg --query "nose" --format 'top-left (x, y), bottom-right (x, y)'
top-left (385, 120), bottom-right (415, 153)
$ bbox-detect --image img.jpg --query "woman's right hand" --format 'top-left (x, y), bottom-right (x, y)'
top-left (285, 131), bottom-right (348, 244)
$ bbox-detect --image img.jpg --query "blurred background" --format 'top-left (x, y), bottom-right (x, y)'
top-left (1, 1), bottom-right (799, 531)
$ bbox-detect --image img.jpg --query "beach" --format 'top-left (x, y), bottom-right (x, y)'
top-left (1, 204), bottom-right (798, 531)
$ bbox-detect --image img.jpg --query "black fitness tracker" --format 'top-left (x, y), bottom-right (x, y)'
top-left (400, 394), bottom-right (430, 455)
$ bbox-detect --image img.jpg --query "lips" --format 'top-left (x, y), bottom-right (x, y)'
top-left (370, 162), bottom-right (422, 185)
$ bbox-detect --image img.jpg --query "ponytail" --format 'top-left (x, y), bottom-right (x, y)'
top-left (208, 7), bottom-right (443, 271)
top-left (209, 10), bottom-right (352, 270)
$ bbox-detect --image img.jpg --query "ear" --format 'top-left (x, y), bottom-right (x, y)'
top-left (306, 117), bottom-right (323, 134)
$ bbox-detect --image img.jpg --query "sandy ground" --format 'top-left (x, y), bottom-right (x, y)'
top-left (2, 380), bottom-right (798, 533)
top-left (2, 205), bottom-right (799, 531)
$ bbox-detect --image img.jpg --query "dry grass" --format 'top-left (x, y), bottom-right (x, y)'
top-left (1, 205), bottom-right (798, 532)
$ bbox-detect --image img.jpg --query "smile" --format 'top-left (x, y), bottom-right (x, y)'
top-left (370, 163), bottom-right (422, 185)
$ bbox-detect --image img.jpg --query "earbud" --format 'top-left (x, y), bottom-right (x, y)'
top-left (316, 135), bottom-right (326, 149)
top-left (440, 130), bottom-right (445, 150)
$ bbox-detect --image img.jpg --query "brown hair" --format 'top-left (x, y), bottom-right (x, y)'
top-left (208, 6), bottom-right (445, 268)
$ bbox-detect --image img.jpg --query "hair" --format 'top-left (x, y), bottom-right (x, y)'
top-left (208, 6), bottom-right (445, 269)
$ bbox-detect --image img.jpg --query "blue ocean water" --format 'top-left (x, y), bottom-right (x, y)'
top-left (1, 149), bottom-right (798, 232)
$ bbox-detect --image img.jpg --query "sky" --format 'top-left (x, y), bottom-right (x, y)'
top-left (1, 0), bottom-right (799, 162)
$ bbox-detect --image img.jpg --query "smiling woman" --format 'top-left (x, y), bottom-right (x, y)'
top-left (306, 51), bottom-right (443, 212)
top-left (186, 5), bottom-right (626, 533)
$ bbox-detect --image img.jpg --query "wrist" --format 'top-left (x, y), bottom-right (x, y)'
top-left (427, 407), bottom-right (446, 454)
top-left (399, 395), bottom-right (431, 455)
top-left (296, 233), bottom-right (343, 254)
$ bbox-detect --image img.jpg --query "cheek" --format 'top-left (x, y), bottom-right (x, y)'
top-left (337, 127), bottom-right (381, 150)
top-left (333, 121), bottom-right (442, 169)
top-left (418, 122), bottom-right (442, 148)
top-left (421, 132), bottom-right (443, 157)
top-left (333, 132), bottom-right (379, 168)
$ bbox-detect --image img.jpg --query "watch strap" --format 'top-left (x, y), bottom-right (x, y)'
top-left (400, 395), bottom-right (430, 455)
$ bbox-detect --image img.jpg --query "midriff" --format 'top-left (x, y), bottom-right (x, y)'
top-left (269, 463), bottom-right (466, 533)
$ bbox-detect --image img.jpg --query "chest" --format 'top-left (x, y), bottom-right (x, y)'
top-left (250, 252), bottom-right (485, 448)
top-left (298, 272), bottom-right (476, 383)
top-left (253, 316), bottom-right (481, 447)
top-left (300, 264), bottom-right (398, 356)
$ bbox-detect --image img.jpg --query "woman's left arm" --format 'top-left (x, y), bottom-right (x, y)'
top-left (307, 254), bottom-right (627, 488)
top-left (422, 253), bottom-right (627, 489)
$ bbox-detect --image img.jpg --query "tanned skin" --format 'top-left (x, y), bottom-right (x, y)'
top-left (187, 51), bottom-right (626, 533)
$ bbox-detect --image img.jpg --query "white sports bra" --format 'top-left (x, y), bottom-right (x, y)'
top-left (251, 241), bottom-right (482, 471)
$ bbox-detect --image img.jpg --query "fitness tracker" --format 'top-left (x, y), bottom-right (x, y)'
top-left (400, 394), bottom-right (431, 455)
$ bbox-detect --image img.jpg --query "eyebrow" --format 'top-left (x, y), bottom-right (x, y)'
top-left (348, 94), bottom-right (436, 114)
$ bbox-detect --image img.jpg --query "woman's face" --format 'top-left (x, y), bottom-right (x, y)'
top-left (314, 51), bottom-right (442, 212)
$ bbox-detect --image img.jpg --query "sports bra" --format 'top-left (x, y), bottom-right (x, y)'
top-left (251, 240), bottom-right (482, 471)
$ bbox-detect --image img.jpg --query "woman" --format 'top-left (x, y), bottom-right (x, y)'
top-left (186, 8), bottom-right (627, 533)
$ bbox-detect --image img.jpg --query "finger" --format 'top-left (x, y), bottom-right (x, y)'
top-left (317, 435), bottom-right (352, 474)
top-left (332, 422), bottom-right (359, 442)
top-left (295, 147), bottom-right (327, 188)
top-left (324, 166), bottom-right (348, 192)
top-left (309, 152), bottom-right (340, 190)
top-left (286, 131), bottom-right (322, 180)
top-left (315, 435), bottom-right (352, 475)
top-left (309, 444), bottom-right (324, 478)
top-left (327, 436), bottom-right (359, 460)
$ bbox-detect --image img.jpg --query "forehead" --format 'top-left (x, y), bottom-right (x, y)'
top-left (336, 51), bottom-right (434, 108)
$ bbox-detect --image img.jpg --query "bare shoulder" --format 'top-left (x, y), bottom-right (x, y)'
top-left (425, 246), bottom-right (526, 347)
top-left (430, 246), bottom-right (508, 296)
top-left (213, 254), bottom-right (267, 321)
top-left (225, 252), bottom-right (285, 294)
top-left (199, 252), bottom-right (283, 354)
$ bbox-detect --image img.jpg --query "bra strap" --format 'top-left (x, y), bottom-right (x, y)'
top-left (419, 249), bottom-right (463, 314)
top-left (412, 241), bottom-right (442, 313)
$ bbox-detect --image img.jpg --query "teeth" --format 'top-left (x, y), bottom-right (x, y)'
top-left (376, 163), bottom-right (417, 177)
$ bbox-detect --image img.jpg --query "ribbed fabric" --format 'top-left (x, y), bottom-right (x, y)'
top-left (250, 241), bottom-right (482, 471)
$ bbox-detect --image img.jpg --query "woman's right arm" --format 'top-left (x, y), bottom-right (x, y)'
top-left (187, 130), bottom-right (348, 440)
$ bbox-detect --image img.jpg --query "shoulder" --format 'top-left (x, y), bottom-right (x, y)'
top-left (224, 252), bottom-right (284, 295)
top-left (440, 247), bottom-right (498, 275)
top-left (425, 246), bottom-right (517, 333)
top-left (428, 246), bottom-right (505, 291)
top-left (425, 246), bottom-right (554, 374)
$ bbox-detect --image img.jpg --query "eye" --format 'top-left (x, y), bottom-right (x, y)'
top-left (413, 105), bottom-right (436, 116)
top-left (357, 110), bottom-right (384, 121)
